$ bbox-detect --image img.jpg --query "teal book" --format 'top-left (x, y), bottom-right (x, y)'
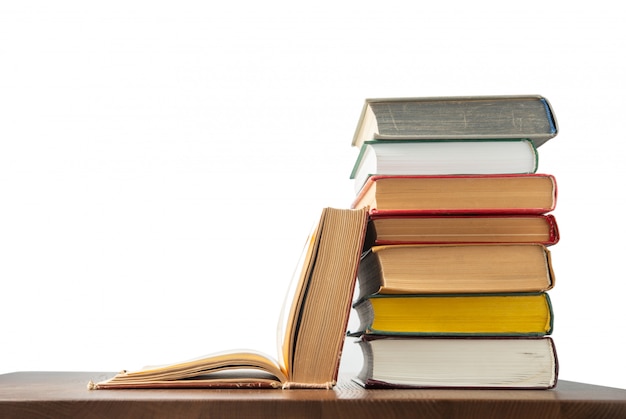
top-left (350, 138), bottom-right (538, 192)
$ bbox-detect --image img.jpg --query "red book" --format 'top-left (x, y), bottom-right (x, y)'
top-left (351, 174), bottom-right (557, 216)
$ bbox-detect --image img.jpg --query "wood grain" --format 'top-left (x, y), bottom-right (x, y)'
top-left (1, 372), bottom-right (625, 419)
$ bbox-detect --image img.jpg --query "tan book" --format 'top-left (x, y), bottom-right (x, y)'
top-left (357, 244), bottom-right (555, 297)
top-left (90, 207), bottom-right (368, 390)
top-left (352, 95), bottom-right (558, 148)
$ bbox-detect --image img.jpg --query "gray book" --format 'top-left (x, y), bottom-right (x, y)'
top-left (352, 95), bottom-right (558, 148)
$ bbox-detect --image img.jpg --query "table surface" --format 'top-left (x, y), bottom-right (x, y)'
top-left (1, 371), bottom-right (626, 419)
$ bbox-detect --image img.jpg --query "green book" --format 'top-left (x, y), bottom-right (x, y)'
top-left (352, 95), bottom-right (558, 148)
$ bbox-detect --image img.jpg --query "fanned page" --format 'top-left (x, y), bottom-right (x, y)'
top-left (277, 213), bottom-right (324, 376)
top-left (91, 213), bottom-right (325, 390)
top-left (90, 350), bottom-right (287, 389)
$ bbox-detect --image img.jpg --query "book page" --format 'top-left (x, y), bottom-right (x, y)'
top-left (92, 349), bottom-right (288, 389)
top-left (276, 209), bottom-right (325, 375)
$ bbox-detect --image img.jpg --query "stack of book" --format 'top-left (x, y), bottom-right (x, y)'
top-left (347, 96), bottom-right (560, 389)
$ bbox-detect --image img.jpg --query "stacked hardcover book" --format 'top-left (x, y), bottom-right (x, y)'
top-left (348, 96), bottom-right (560, 389)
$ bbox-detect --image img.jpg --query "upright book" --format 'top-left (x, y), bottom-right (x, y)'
top-left (351, 174), bottom-right (557, 215)
top-left (352, 95), bottom-right (558, 148)
top-left (354, 336), bottom-right (558, 389)
top-left (91, 207), bottom-right (368, 390)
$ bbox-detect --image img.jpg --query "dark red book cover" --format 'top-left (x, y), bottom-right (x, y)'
top-left (363, 213), bottom-right (560, 249)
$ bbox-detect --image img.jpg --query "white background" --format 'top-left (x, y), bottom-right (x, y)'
top-left (1, 1), bottom-right (624, 389)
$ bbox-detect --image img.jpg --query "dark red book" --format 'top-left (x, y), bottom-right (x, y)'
top-left (363, 214), bottom-right (560, 249)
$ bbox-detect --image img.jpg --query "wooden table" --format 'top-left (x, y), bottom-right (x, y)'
top-left (1, 371), bottom-right (625, 418)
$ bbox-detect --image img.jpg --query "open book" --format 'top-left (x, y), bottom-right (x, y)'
top-left (90, 207), bottom-right (368, 390)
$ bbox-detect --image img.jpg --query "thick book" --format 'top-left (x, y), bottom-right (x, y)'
top-left (90, 207), bottom-right (368, 390)
top-left (354, 335), bottom-right (558, 389)
top-left (350, 139), bottom-right (538, 193)
top-left (357, 244), bottom-right (555, 297)
top-left (363, 214), bottom-right (560, 248)
top-left (352, 95), bottom-right (558, 148)
top-left (351, 174), bottom-right (557, 216)
top-left (350, 292), bottom-right (554, 336)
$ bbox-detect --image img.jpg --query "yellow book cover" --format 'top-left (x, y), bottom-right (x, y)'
top-left (350, 293), bottom-right (554, 336)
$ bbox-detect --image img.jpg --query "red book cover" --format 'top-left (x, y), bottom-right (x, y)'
top-left (351, 174), bottom-right (558, 216)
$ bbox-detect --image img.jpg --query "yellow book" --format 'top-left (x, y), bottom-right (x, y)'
top-left (350, 293), bottom-right (554, 336)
